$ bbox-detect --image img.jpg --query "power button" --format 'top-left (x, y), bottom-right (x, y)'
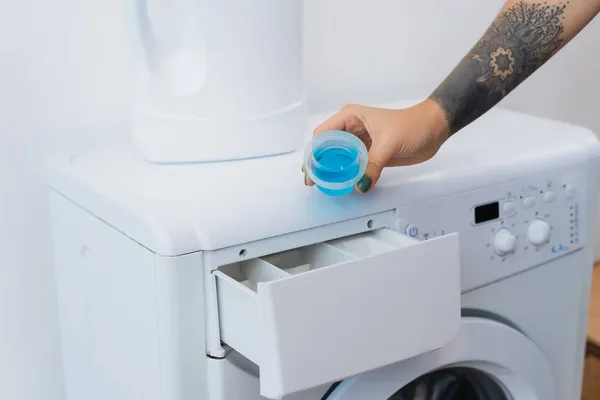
top-left (405, 224), bottom-right (419, 238)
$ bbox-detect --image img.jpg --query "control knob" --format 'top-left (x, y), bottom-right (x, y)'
top-left (527, 219), bottom-right (551, 246)
top-left (493, 229), bottom-right (517, 256)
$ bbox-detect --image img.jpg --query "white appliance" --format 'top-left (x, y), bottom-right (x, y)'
top-left (131, 0), bottom-right (306, 163)
top-left (45, 100), bottom-right (600, 400)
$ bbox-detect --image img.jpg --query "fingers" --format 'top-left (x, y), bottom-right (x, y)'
top-left (313, 104), bottom-right (365, 137)
top-left (306, 104), bottom-right (365, 187)
top-left (306, 104), bottom-right (388, 192)
top-left (313, 111), bottom-right (349, 137)
top-left (356, 140), bottom-right (394, 194)
top-left (302, 164), bottom-right (315, 186)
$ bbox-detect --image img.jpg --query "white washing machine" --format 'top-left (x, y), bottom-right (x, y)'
top-left (45, 101), bottom-right (600, 400)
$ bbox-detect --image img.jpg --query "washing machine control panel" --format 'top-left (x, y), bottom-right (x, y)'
top-left (395, 165), bottom-right (589, 292)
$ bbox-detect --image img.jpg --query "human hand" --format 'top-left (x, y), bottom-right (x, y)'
top-left (303, 99), bottom-right (450, 193)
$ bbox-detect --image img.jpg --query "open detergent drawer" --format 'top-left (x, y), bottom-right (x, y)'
top-left (213, 228), bottom-right (461, 399)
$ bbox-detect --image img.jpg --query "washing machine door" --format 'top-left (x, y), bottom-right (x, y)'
top-left (324, 317), bottom-right (554, 400)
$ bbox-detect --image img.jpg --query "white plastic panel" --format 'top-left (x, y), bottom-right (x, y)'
top-left (213, 228), bottom-right (461, 399)
top-left (49, 192), bottom-right (164, 400)
top-left (215, 259), bottom-right (288, 364)
top-left (394, 165), bottom-right (589, 292)
top-left (327, 318), bottom-right (554, 400)
top-left (262, 242), bottom-right (355, 274)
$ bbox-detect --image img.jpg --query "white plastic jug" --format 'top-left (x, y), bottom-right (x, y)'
top-left (131, 0), bottom-right (307, 163)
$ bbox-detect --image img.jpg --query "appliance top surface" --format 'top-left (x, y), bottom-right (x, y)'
top-left (45, 100), bottom-right (600, 255)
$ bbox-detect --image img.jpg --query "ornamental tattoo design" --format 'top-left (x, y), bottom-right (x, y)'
top-left (489, 47), bottom-right (516, 80)
top-left (430, 2), bottom-right (568, 134)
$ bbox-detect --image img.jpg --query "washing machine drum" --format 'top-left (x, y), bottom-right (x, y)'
top-left (324, 317), bottom-right (555, 400)
top-left (389, 367), bottom-right (506, 399)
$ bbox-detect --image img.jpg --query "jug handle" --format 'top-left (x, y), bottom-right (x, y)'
top-left (135, 0), bottom-right (207, 97)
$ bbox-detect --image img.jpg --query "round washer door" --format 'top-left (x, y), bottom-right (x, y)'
top-left (325, 317), bottom-right (555, 400)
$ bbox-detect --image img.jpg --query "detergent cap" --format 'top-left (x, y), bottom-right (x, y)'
top-left (303, 130), bottom-right (368, 197)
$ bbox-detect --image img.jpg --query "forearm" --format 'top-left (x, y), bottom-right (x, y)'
top-left (429, 0), bottom-right (600, 136)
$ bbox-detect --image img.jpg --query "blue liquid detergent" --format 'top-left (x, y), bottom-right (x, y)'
top-left (312, 146), bottom-right (361, 196)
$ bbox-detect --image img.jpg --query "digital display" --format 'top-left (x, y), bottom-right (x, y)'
top-left (474, 202), bottom-right (499, 224)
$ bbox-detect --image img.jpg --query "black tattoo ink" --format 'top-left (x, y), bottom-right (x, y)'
top-left (430, 2), bottom-right (568, 134)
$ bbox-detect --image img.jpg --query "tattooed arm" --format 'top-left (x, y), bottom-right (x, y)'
top-left (430, 0), bottom-right (600, 135)
top-left (308, 0), bottom-right (599, 194)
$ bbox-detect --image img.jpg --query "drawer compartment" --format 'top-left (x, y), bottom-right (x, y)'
top-left (213, 228), bottom-right (460, 399)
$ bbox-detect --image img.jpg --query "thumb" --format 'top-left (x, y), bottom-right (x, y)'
top-left (356, 140), bottom-right (394, 194)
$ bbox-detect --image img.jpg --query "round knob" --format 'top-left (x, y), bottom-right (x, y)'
top-left (527, 220), bottom-right (551, 246)
top-left (565, 184), bottom-right (576, 198)
top-left (493, 229), bottom-right (517, 256)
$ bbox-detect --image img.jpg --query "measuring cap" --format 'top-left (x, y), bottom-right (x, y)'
top-left (303, 130), bottom-right (368, 196)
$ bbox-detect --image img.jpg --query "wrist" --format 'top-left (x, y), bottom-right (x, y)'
top-left (414, 98), bottom-right (451, 142)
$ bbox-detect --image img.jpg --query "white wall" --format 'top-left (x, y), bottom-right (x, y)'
top-left (0, 1), bottom-right (133, 399)
top-left (1, 1), bottom-right (599, 399)
top-left (0, 2), bottom-right (63, 400)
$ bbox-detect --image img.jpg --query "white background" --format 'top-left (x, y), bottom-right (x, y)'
top-left (1, 1), bottom-right (599, 399)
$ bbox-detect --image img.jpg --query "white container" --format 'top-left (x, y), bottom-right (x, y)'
top-left (131, 0), bottom-right (307, 163)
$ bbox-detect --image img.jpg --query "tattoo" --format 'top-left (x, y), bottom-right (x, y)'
top-left (430, 1), bottom-right (568, 134)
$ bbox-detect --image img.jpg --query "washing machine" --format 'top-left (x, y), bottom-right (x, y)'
top-left (45, 100), bottom-right (600, 400)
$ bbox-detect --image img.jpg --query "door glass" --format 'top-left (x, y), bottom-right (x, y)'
top-left (388, 367), bottom-right (509, 400)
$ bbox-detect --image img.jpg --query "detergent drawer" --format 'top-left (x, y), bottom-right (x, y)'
top-left (213, 228), bottom-right (460, 399)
